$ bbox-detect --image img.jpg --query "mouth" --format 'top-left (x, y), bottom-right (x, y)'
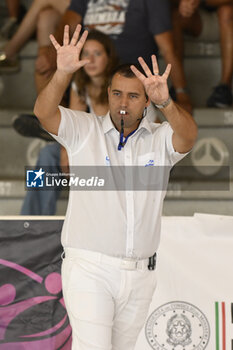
top-left (85, 65), bottom-right (96, 70)
top-left (119, 110), bottom-right (128, 116)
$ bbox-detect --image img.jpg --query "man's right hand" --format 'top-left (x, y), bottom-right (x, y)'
top-left (50, 24), bottom-right (90, 75)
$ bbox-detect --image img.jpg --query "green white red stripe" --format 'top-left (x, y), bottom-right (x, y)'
top-left (215, 302), bottom-right (226, 350)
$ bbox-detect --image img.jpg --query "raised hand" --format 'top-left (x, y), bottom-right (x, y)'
top-left (49, 24), bottom-right (90, 75)
top-left (131, 55), bottom-right (171, 105)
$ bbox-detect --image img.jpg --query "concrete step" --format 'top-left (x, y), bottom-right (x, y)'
top-left (184, 39), bottom-right (221, 57)
top-left (0, 41), bottom-right (37, 109)
top-left (193, 107), bottom-right (233, 126)
top-left (163, 198), bottom-right (233, 216)
top-left (159, 107), bottom-right (233, 126)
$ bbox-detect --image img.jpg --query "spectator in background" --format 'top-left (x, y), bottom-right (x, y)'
top-left (0, 0), bottom-right (22, 40)
top-left (171, 0), bottom-right (233, 108)
top-left (34, 0), bottom-right (193, 113)
top-left (21, 29), bottom-right (119, 215)
top-left (0, 0), bottom-right (70, 73)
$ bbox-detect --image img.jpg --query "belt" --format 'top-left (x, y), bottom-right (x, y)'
top-left (62, 248), bottom-right (155, 271)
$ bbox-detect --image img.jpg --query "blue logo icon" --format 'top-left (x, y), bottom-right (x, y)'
top-left (105, 156), bottom-right (111, 166)
top-left (26, 168), bottom-right (45, 188)
top-left (145, 159), bottom-right (154, 167)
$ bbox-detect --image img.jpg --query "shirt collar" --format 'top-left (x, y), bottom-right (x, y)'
top-left (102, 112), bottom-right (153, 135)
top-left (102, 112), bottom-right (115, 134)
top-left (137, 116), bottom-right (152, 134)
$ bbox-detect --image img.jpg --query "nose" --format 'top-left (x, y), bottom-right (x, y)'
top-left (120, 95), bottom-right (128, 109)
top-left (88, 54), bottom-right (95, 63)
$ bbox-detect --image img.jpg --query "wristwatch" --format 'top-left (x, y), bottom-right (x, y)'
top-left (155, 96), bottom-right (172, 109)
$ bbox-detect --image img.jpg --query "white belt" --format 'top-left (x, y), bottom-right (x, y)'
top-left (63, 248), bottom-right (149, 271)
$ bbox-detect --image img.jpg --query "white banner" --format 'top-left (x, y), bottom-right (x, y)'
top-left (135, 213), bottom-right (233, 350)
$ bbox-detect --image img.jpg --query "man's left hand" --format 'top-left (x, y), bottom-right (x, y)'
top-left (131, 55), bottom-right (171, 106)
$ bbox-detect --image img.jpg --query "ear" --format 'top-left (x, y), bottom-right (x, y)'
top-left (145, 96), bottom-right (150, 107)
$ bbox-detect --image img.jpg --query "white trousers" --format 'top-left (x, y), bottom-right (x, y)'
top-left (61, 248), bottom-right (157, 350)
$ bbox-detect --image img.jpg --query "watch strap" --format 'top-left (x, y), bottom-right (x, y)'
top-left (155, 96), bottom-right (172, 109)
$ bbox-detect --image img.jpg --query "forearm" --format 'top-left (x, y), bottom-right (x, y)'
top-left (160, 99), bottom-right (198, 151)
top-left (34, 70), bottom-right (72, 121)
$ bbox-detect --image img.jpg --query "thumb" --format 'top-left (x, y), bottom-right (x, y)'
top-left (78, 59), bottom-right (90, 68)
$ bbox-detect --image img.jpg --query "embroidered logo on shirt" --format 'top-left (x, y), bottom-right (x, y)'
top-left (84, 0), bottom-right (130, 35)
top-left (105, 156), bottom-right (111, 166)
top-left (145, 160), bottom-right (155, 167)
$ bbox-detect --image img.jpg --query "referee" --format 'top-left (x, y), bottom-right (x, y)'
top-left (34, 24), bottom-right (197, 350)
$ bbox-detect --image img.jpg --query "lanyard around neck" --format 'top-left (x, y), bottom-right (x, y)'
top-left (118, 118), bottom-right (137, 151)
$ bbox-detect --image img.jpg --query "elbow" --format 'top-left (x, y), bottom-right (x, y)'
top-left (192, 119), bottom-right (198, 144)
top-left (33, 100), bottom-right (46, 124)
top-left (187, 120), bottom-right (198, 150)
top-left (175, 121), bottom-right (198, 153)
top-left (33, 101), bottom-right (42, 121)
top-left (33, 102), bottom-right (39, 119)
top-left (187, 122), bottom-right (198, 151)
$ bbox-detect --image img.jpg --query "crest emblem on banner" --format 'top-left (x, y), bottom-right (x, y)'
top-left (145, 301), bottom-right (210, 350)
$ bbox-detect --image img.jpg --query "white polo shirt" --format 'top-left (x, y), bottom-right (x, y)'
top-left (51, 105), bottom-right (187, 259)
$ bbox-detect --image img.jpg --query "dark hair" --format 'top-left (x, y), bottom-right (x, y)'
top-left (111, 63), bottom-right (135, 79)
top-left (109, 63), bottom-right (148, 98)
top-left (74, 30), bottom-right (119, 104)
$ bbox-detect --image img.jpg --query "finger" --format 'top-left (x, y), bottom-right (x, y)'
top-left (79, 59), bottom-right (91, 68)
top-left (130, 64), bottom-right (146, 83)
top-left (162, 64), bottom-right (172, 80)
top-left (70, 24), bottom-right (82, 46)
top-left (63, 25), bottom-right (69, 46)
top-left (49, 34), bottom-right (61, 50)
top-left (138, 57), bottom-right (153, 77)
top-left (76, 29), bottom-right (89, 52)
top-left (151, 55), bottom-right (159, 75)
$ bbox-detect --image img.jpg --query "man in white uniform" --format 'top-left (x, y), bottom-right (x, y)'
top-left (33, 24), bottom-right (198, 350)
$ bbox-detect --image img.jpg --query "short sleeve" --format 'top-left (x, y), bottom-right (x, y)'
top-left (68, 0), bottom-right (87, 17)
top-left (164, 123), bottom-right (189, 165)
top-left (48, 106), bottom-right (95, 154)
top-left (146, 0), bottom-right (172, 35)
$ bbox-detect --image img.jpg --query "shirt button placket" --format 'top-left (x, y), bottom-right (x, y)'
top-left (125, 144), bottom-right (134, 257)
